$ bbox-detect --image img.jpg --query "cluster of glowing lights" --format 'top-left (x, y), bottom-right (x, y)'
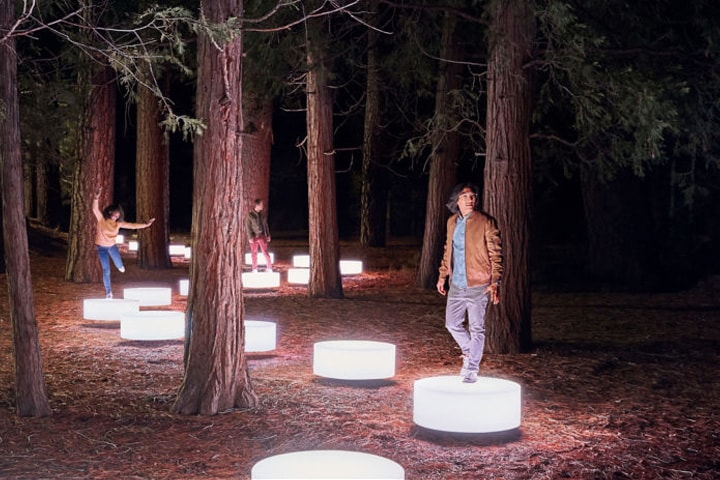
top-left (251, 450), bottom-right (405, 479)
top-left (128, 240), bottom-right (139, 252)
top-left (120, 310), bottom-right (184, 341)
top-left (244, 320), bottom-right (277, 352)
top-left (413, 375), bottom-right (522, 433)
top-left (313, 340), bottom-right (396, 380)
top-left (115, 234), bottom-right (125, 244)
top-left (123, 287), bottom-right (172, 307)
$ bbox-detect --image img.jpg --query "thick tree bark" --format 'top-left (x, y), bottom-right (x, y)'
top-left (416, 12), bottom-right (462, 289)
top-left (136, 79), bottom-right (171, 269)
top-left (65, 64), bottom-right (116, 284)
top-left (484, 0), bottom-right (534, 353)
top-left (240, 94), bottom-right (273, 241)
top-left (173, 0), bottom-right (257, 415)
top-left (306, 21), bottom-right (343, 299)
top-left (0, 1), bottom-right (52, 417)
top-left (360, 4), bottom-right (390, 248)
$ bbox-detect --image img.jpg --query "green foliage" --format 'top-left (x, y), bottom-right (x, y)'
top-left (534, 1), bottom-right (685, 181)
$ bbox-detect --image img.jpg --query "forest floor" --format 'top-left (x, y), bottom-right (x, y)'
top-left (0, 233), bottom-right (718, 479)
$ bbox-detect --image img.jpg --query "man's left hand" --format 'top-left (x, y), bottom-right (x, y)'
top-left (485, 282), bottom-right (500, 305)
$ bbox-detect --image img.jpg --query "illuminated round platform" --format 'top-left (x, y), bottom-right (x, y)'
top-left (123, 287), bottom-right (172, 306)
top-left (83, 298), bottom-right (140, 321)
top-left (244, 320), bottom-right (277, 352)
top-left (313, 340), bottom-right (396, 380)
top-left (244, 252), bottom-right (275, 266)
top-left (413, 375), bottom-right (521, 433)
top-left (339, 260), bottom-right (363, 275)
top-left (251, 450), bottom-right (404, 479)
top-left (287, 267), bottom-right (309, 285)
top-left (120, 310), bottom-right (185, 341)
top-left (242, 271), bottom-right (280, 289)
top-left (292, 254), bottom-right (310, 267)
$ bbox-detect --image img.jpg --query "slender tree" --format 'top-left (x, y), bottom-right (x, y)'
top-left (483, 0), bottom-right (535, 353)
top-left (306, 13), bottom-right (343, 299)
top-left (240, 94), bottom-right (273, 229)
top-left (0, 0), bottom-right (52, 417)
top-left (136, 75), bottom-right (172, 269)
top-left (416, 11), bottom-right (463, 289)
top-left (360, 1), bottom-right (391, 248)
top-left (173, 0), bottom-right (257, 415)
top-left (64, 62), bottom-right (116, 284)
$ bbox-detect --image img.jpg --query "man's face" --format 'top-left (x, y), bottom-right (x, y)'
top-left (255, 201), bottom-right (264, 212)
top-left (457, 188), bottom-right (476, 216)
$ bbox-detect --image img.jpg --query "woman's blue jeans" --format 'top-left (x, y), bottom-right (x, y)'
top-left (96, 245), bottom-right (124, 295)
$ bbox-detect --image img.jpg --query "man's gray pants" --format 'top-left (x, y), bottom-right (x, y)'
top-left (445, 283), bottom-right (490, 373)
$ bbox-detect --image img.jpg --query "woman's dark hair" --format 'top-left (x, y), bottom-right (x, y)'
top-left (445, 183), bottom-right (480, 213)
top-left (102, 204), bottom-right (124, 221)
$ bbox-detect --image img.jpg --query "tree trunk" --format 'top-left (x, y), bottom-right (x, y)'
top-left (23, 153), bottom-right (34, 218)
top-left (306, 19), bottom-right (343, 299)
top-left (484, 0), bottom-right (534, 353)
top-left (241, 94), bottom-right (273, 241)
top-left (65, 64), bottom-right (116, 284)
top-left (360, 4), bottom-right (390, 248)
top-left (35, 158), bottom-right (50, 226)
top-left (173, 0), bottom-right (257, 415)
top-left (416, 12), bottom-right (462, 289)
top-left (0, 1), bottom-right (52, 416)
top-left (136, 78), bottom-right (171, 269)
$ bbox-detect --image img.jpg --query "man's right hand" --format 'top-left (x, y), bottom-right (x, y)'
top-left (436, 278), bottom-right (446, 296)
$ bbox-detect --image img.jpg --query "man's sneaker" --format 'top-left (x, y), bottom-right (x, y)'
top-left (265, 267), bottom-right (273, 273)
top-left (459, 355), bottom-right (470, 376)
top-left (252, 269), bottom-right (258, 273)
top-left (106, 293), bottom-right (113, 299)
top-left (118, 266), bottom-right (125, 273)
top-left (462, 371), bottom-right (478, 384)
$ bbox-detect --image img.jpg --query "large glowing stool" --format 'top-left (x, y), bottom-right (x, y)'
top-left (287, 267), bottom-right (309, 285)
top-left (83, 298), bottom-right (140, 321)
top-left (251, 450), bottom-right (404, 479)
top-left (340, 260), bottom-right (363, 275)
top-left (123, 287), bottom-right (172, 306)
top-left (244, 320), bottom-right (277, 352)
top-left (244, 252), bottom-right (275, 266)
top-left (313, 340), bottom-right (396, 380)
top-left (242, 271), bottom-right (280, 289)
top-left (120, 310), bottom-right (185, 340)
top-left (413, 375), bottom-right (521, 433)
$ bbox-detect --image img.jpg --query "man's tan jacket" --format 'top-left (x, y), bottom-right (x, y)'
top-left (438, 211), bottom-right (503, 288)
